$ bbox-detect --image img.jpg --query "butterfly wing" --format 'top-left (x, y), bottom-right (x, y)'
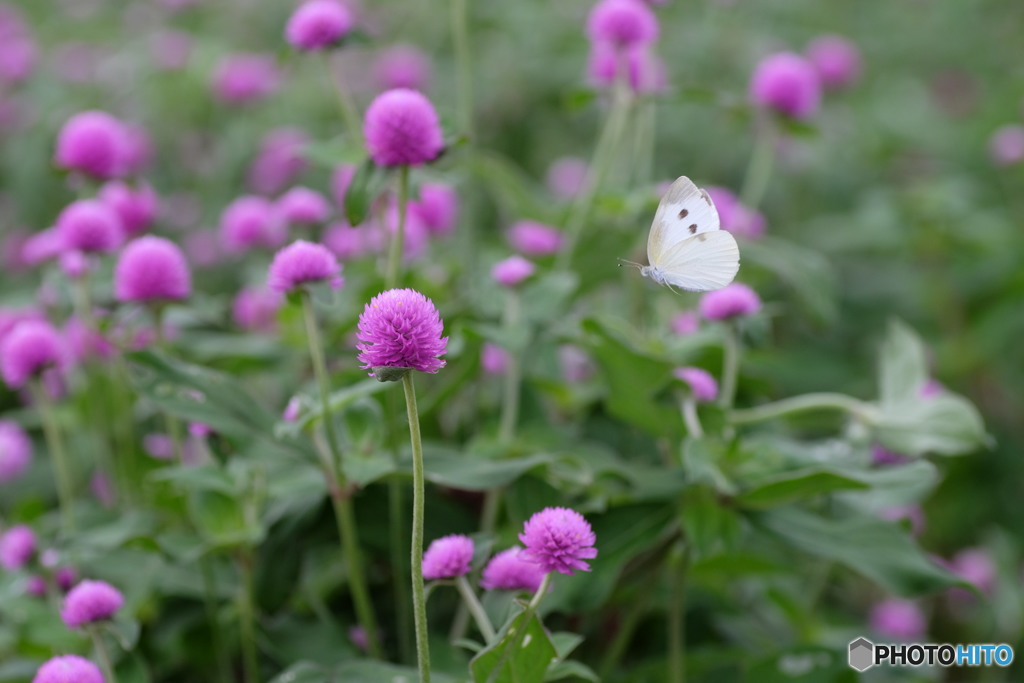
top-left (647, 176), bottom-right (722, 266)
top-left (653, 230), bottom-right (739, 292)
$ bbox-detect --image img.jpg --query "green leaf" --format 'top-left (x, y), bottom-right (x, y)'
top-left (424, 451), bottom-right (552, 491)
top-left (750, 506), bottom-right (963, 596)
top-left (471, 609), bottom-right (558, 683)
top-left (736, 469), bottom-right (871, 509)
top-left (877, 319), bottom-right (930, 406)
top-left (545, 660), bottom-right (599, 682)
top-left (873, 392), bottom-right (987, 456)
top-left (343, 156), bottom-right (389, 226)
top-left (740, 237), bottom-right (837, 325)
top-left (267, 662), bottom-right (334, 683)
top-left (105, 617), bottom-right (142, 651)
top-left (275, 379), bottom-right (390, 439)
top-left (190, 490), bottom-right (260, 549)
top-left (300, 137), bottom-right (363, 169)
top-left (681, 486), bottom-right (740, 560)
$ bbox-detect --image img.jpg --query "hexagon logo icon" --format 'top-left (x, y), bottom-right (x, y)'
top-left (849, 637), bottom-right (874, 672)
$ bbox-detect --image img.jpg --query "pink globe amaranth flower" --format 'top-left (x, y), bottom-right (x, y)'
top-left (26, 575), bottom-right (48, 597)
top-left (0, 524), bottom-right (36, 570)
top-left (54, 110), bottom-right (128, 180)
top-left (286, 0), bottom-right (353, 51)
top-left (323, 222), bottom-right (367, 261)
top-left (98, 181), bottom-right (159, 236)
top-left (480, 546), bottom-right (547, 592)
top-left (220, 196), bottom-right (285, 253)
top-left (703, 186), bottom-right (765, 239)
top-left (283, 396), bottom-right (301, 422)
top-left (120, 124), bottom-right (153, 175)
top-left (22, 229), bottom-right (63, 266)
top-left (90, 471), bottom-right (115, 508)
top-left (233, 286), bottom-right (282, 333)
top-left (422, 534), bottom-right (474, 580)
top-left (671, 311), bottom-right (699, 336)
top-left (481, 343), bottom-right (508, 375)
top-left (56, 200), bottom-right (123, 254)
top-left (520, 507), bottom-right (597, 575)
top-left (546, 157), bottom-right (588, 200)
top-left (143, 433), bottom-right (175, 460)
top-left (247, 127), bottom-right (310, 195)
top-left (56, 566), bottom-right (77, 592)
top-left (559, 345), bottom-right (594, 383)
top-left (356, 288), bottom-right (447, 376)
top-left (1, 320), bottom-right (63, 389)
top-left (363, 88), bottom-right (444, 167)
top-left (699, 283), bottom-right (762, 320)
top-left (59, 250), bottom-right (90, 279)
top-left (0, 33), bottom-right (35, 84)
top-left (492, 255), bottom-right (535, 288)
top-left (805, 35), bottom-right (862, 90)
top-left (330, 164), bottom-right (356, 210)
top-left (115, 236), bottom-right (191, 303)
top-left (151, 29), bottom-right (192, 71)
top-left (749, 52), bottom-right (821, 120)
top-left (277, 187), bottom-right (331, 226)
top-left (588, 42), bottom-right (666, 94)
top-left (61, 579), bottom-right (124, 627)
top-left (349, 625), bottom-right (370, 652)
top-left (870, 599), bottom-right (926, 641)
top-left (184, 231), bottom-right (222, 268)
top-left (267, 240), bottom-right (343, 294)
top-left (212, 53), bottom-right (279, 105)
top-left (188, 422), bottom-right (212, 438)
top-left (586, 0), bottom-right (659, 46)
top-left (0, 307), bottom-right (44, 342)
top-left (32, 655), bottom-right (104, 683)
top-left (410, 183), bottom-right (458, 236)
top-left (950, 548), bottom-right (996, 595)
top-left (0, 420), bottom-right (32, 483)
top-left (374, 44), bottom-right (432, 92)
top-left (674, 366), bottom-right (718, 402)
top-left (508, 220), bottom-right (564, 256)
top-left (988, 125), bottom-right (1024, 167)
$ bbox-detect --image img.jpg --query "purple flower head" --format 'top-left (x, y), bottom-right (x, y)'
top-left (559, 344), bottom-right (594, 383)
top-left (1, 320), bottom-right (63, 389)
top-left (61, 579), bottom-right (124, 627)
top-left (32, 655), bottom-right (104, 683)
top-left (805, 35), bottom-right (862, 90)
top-left (323, 222), bottom-right (367, 261)
top-left (0, 33), bottom-right (35, 85)
top-left (212, 53), bottom-right (280, 105)
top-left (267, 240), bottom-right (343, 294)
top-left (588, 42), bottom-right (666, 94)
top-left (56, 200), bottom-right (123, 254)
top-left (749, 52), bottom-right (821, 120)
top-left (699, 283), bottom-right (761, 320)
top-left (277, 187), bottom-right (331, 226)
top-left (950, 548), bottom-right (996, 595)
top-left (989, 125), bottom-right (1024, 167)
top-left (870, 599), bottom-right (925, 641)
top-left (546, 157), bottom-right (588, 200)
top-left (59, 250), bottom-right (90, 280)
top-left (233, 286), bottom-right (282, 333)
top-left (507, 220), bottom-right (564, 256)
top-left (120, 124), bottom-right (153, 175)
top-left (356, 288), bottom-right (447, 377)
top-left (283, 396), bottom-right (301, 422)
top-left (115, 236), bottom-right (191, 303)
top-left (363, 88), bottom-right (444, 167)
top-left (481, 343), bottom-right (508, 375)
top-left (492, 255), bottom-right (535, 288)
top-left (671, 311), bottom-right (699, 336)
top-left (286, 0), bottom-right (353, 51)
top-left (480, 546), bottom-right (547, 592)
top-left (56, 566), bottom-right (77, 592)
top-left (349, 625), bottom-right (370, 652)
top-left (374, 44), bottom-right (432, 92)
top-left (220, 196), bottom-right (285, 253)
top-left (704, 186), bottom-right (766, 239)
top-left (586, 0), bottom-right (659, 47)
top-left (143, 433), bottom-right (175, 460)
top-left (0, 524), bottom-right (36, 570)
top-left (247, 127), bottom-right (309, 194)
top-left (98, 181), bottom-right (159, 236)
top-left (422, 534), bottom-right (474, 580)
top-left (22, 228), bottom-right (63, 267)
top-left (26, 575), bottom-right (48, 597)
top-left (54, 110), bottom-right (128, 180)
top-left (519, 506), bottom-right (597, 575)
top-left (0, 420), bottom-right (33, 482)
top-left (674, 367), bottom-right (718, 403)
top-left (410, 183), bottom-right (458, 236)
top-left (151, 29), bottom-right (192, 71)
top-left (330, 164), bottom-right (356, 210)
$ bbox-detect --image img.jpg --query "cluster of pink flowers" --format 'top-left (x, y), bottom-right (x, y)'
top-left (585, 0), bottom-right (665, 94)
top-left (748, 35), bottom-right (861, 120)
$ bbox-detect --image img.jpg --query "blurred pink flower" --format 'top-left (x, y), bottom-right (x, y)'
top-left (805, 35), bottom-right (862, 90)
top-left (870, 599), bottom-right (926, 641)
top-left (988, 125), bottom-right (1024, 167)
top-left (749, 52), bottom-right (821, 120)
top-left (212, 54), bottom-right (280, 105)
top-left (546, 157), bottom-right (588, 200)
top-left (247, 127), bottom-right (310, 195)
top-left (374, 44), bottom-right (432, 92)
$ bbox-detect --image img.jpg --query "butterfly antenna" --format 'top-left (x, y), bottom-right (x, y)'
top-left (617, 257), bottom-right (643, 269)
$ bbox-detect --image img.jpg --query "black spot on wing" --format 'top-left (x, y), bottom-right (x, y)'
top-left (678, 208), bottom-right (689, 219)
top-left (688, 224), bottom-right (698, 234)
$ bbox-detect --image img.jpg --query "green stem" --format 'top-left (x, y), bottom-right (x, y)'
top-left (301, 292), bottom-right (382, 659)
top-left (387, 166), bottom-right (411, 287)
top-left (739, 118), bottom-right (776, 212)
top-left (455, 576), bottom-right (496, 642)
top-left (200, 557), bottom-right (232, 683)
top-left (322, 53), bottom-right (364, 145)
top-left (236, 552), bottom-right (259, 683)
top-left (497, 291), bottom-right (522, 444)
top-left (729, 392), bottom-right (878, 425)
top-left (153, 305), bottom-right (184, 463)
top-left (718, 322), bottom-right (740, 410)
top-left (31, 381), bottom-right (75, 534)
top-left (89, 624), bottom-right (118, 683)
top-left (402, 373), bottom-right (431, 683)
top-left (503, 571), bottom-right (553, 661)
top-left (451, 0), bottom-right (473, 139)
top-left (681, 396), bottom-right (703, 439)
top-left (558, 66), bottom-right (635, 271)
top-left (668, 553), bottom-right (689, 683)
top-left (597, 579), bottom-right (657, 679)
top-left (389, 476), bottom-right (414, 663)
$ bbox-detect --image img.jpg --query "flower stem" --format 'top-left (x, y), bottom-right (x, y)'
top-left (322, 53), bottom-right (364, 145)
top-left (402, 372), bottom-right (431, 683)
top-left (300, 291), bottom-right (382, 659)
top-left (455, 575), bottom-right (496, 642)
top-left (89, 624), bottom-right (118, 683)
top-left (200, 557), bottom-right (232, 683)
top-left (31, 380), bottom-right (75, 534)
top-left (681, 396), bottom-right (704, 439)
top-left (729, 392), bottom-right (877, 425)
top-left (667, 548), bottom-right (689, 683)
top-left (387, 165), bottom-right (411, 288)
top-left (597, 577), bottom-right (657, 679)
top-left (503, 571), bottom-right (553, 658)
top-left (451, 0), bottom-right (474, 139)
top-left (718, 321), bottom-right (741, 410)
top-left (740, 117), bottom-right (776, 212)
top-left (152, 305), bottom-right (184, 463)
top-left (236, 551), bottom-right (259, 683)
top-left (497, 291), bottom-right (523, 445)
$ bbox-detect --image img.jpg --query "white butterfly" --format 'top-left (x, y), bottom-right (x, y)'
top-left (639, 176), bottom-right (740, 292)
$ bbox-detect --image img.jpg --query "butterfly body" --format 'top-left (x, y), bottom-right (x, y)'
top-left (639, 176), bottom-right (740, 292)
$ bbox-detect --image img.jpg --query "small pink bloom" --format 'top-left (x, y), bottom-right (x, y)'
top-left (507, 220), bottom-right (563, 256)
top-left (492, 255), bottom-right (535, 288)
top-left (481, 343), bottom-right (508, 375)
top-left (749, 52), bottom-right (821, 120)
top-left (374, 44), bottom-right (432, 92)
top-left (363, 88), bottom-right (444, 167)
